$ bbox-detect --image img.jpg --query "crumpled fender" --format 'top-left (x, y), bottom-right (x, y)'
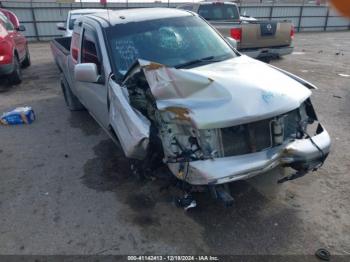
top-left (109, 80), bottom-right (150, 160)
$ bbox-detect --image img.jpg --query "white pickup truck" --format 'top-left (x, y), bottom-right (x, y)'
top-left (51, 8), bottom-right (330, 206)
top-left (56, 9), bottom-right (106, 37)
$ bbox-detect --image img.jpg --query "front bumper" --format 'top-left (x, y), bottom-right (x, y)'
top-left (0, 63), bottom-right (14, 76)
top-left (240, 45), bottom-right (294, 59)
top-left (168, 124), bottom-right (330, 185)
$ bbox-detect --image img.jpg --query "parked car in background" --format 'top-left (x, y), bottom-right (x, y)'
top-left (51, 8), bottom-right (330, 207)
top-left (56, 9), bottom-right (107, 37)
top-left (178, 2), bottom-right (295, 61)
top-left (0, 8), bottom-right (30, 85)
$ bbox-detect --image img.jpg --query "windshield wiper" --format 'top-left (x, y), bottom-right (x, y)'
top-left (175, 56), bottom-right (217, 69)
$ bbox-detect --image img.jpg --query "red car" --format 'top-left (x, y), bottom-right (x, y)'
top-left (0, 8), bottom-right (30, 85)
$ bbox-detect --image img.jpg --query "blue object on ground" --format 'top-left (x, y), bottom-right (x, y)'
top-left (0, 107), bottom-right (35, 125)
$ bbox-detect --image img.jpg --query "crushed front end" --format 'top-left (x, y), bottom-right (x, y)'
top-left (162, 100), bottom-right (330, 185)
top-left (116, 58), bottom-right (330, 187)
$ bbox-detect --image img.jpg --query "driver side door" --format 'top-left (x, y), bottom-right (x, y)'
top-left (74, 25), bottom-right (109, 129)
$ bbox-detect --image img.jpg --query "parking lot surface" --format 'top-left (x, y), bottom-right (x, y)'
top-left (0, 31), bottom-right (349, 255)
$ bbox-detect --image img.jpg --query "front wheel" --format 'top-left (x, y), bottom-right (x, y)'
top-left (9, 56), bottom-right (22, 85)
top-left (22, 46), bottom-right (31, 68)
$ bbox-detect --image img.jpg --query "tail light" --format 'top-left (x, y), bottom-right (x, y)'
top-left (72, 48), bottom-right (79, 61)
top-left (290, 25), bottom-right (295, 39)
top-left (71, 32), bottom-right (80, 61)
top-left (0, 41), bottom-right (12, 64)
top-left (230, 28), bottom-right (242, 42)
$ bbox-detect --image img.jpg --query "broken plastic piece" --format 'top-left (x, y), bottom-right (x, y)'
top-left (175, 194), bottom-right (197, 210)
top-left (315, 248), bottom-right (330, 261)
top-left (0, 107), bottom-right (35, 125)
top-left (184, 200), bottom-right (197, 211)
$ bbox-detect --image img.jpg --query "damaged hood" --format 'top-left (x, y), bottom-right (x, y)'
top-left (135, 56), bottom-right (312, 129)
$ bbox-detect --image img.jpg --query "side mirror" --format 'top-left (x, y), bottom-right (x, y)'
top-left (17, 25), bottom-right (26, 31)
top-left (74, 63), bottom-right (100, 83)
top-left (225, 36), bottom-right (238, 49)
top-left (56, 22), bottom-right (66, 31)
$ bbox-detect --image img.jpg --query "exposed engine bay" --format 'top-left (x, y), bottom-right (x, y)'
top-left (108, 57), bottom-right (331, 190)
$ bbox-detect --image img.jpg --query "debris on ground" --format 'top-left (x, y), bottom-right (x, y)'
top-left (175, 194), bottom-right (197, 211)
top-left (338, 73), bottom-right (350, 78)
top-left (315, 248), bottom-right (331, 261)
top-left (0, 107), bottom-right (35, 125)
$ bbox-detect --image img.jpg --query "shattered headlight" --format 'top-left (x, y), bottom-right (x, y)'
top-left (157, 109), bottom-right (207, 162)
top-left (158, 121), bottom-right (203, 162)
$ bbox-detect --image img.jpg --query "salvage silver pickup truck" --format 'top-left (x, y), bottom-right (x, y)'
top-left (51, 8), bottom-right (330, 206)
top-left (178, 2), bottom-right (295, 61)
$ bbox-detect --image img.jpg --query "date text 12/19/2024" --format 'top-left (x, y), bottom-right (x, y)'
top-left (127, 256), bottom-right (219, 261)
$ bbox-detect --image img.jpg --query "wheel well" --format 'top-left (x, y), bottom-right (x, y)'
top-left (13, 50), bottom-right (19, 59)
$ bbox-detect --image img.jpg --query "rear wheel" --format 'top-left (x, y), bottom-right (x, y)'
top-left (9, 56), bottom-right (22, 85)
top-left (22, 46), bottom-right (31, 68)
top-left (259, 57), bottom-right (272, 64)
top-left (60, 76), bottom-right (84, 111)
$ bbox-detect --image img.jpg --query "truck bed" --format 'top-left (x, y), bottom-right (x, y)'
top-left (212, 20), bottom-right (293, 50)
top-left (50, 37), bottom-right (71, 72)
top-left (52, 37), bottom-right (71, 55)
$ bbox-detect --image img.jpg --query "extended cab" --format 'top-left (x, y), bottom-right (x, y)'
top-left (51, 8), bottom-right (330, 205)
top-left (178, 2), bottom-right (294, 61)
top-left (0, 8), bottom-right (30, 84)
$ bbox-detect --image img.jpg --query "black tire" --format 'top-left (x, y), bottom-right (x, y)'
top-left (259, 57), bottom-right (272, 64)
top-left (60, 76), bottom-right (84, 111)
top-left (22, 46), bottom-right (31, 68)
top-left (8, 55), bottom-right (22, 85)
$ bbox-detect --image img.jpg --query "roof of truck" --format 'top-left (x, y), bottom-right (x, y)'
top-left (88, 8), bottom-right (193, 27)
top-left (178, 1), bottom-right (237, 7)
top-left (70, 9), bottom-right (107, 15)
top-left (192, 1), bottom-right (237, 5)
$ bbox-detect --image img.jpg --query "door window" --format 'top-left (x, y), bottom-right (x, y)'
top-left (0, 13), bottom-right (5, 29)
top-left (81, 28), bottom-right (101, 73)
top-left (0, 13), bottom-right (14, 31)
top-left (198, 4), bottom-right (240, 21)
